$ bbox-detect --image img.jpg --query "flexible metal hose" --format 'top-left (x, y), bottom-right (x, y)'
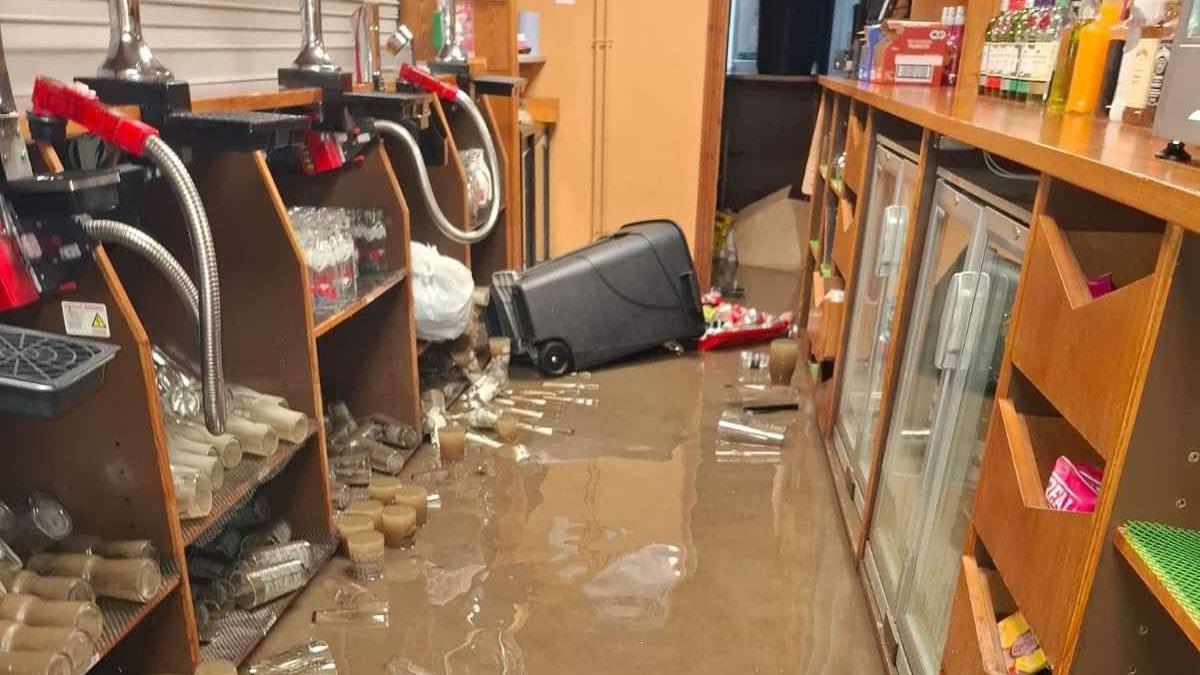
top-left (143, 136), bottom-right (226, 435)
top-left (84, 219), bottom-right (199, 323)
top-left (374, 90), bottom-right (502, 244)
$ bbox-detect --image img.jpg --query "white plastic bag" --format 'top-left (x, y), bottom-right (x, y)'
top-left (411, 242), bottom-right (474, 341)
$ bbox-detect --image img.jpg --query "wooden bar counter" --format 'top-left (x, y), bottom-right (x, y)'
top-left (810, 75), bottom-right (1200, 675)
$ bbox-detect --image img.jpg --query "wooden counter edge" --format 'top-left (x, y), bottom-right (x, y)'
top-left (818, 76), bottom-right (1200, 234)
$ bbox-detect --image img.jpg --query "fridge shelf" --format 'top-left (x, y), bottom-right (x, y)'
top-left (181, 422), bottom-right (317, 547)
top-left (1010, 214), bottom-right (1173, 461)
top-left (1115, 522), bottom-right (1200, 652)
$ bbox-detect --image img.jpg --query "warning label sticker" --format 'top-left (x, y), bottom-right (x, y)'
top-left (62, 301), bottom-right (112, 339)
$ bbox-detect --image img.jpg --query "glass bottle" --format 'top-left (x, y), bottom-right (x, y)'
top-left (1066, 1), bottom-right (1122, 113)
top-left (1048, 0), bottom-right (1089, 112)
top-left (991, 1), bottom-right (1014, 97)
top-left (980, 9), bottom-right (1000, 94)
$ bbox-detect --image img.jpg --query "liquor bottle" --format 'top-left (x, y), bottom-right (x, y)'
top-left (945, 6), bottom-right (965, 85)
top-left (1066, 1), bottom-right (1122, 113)
top-left (1026, 0), bottom-right (1068, 103)
top-left (986, 3), bottom-right (1007, 96)
top-left (1047, 0), bottom-right (1090, 112)
top-left (1003, 0), bottom-right (1033, 99)
top-left (1015, 0), bottom-right (1046, 102)
top-left (991, 0), bottom-right (1015, 97)
top-left (980, 8), bottom-right (1000, 94)
top-left (1112, 28), bottom-right (1164, 122)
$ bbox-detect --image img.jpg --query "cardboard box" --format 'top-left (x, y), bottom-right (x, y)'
top-left (872, 20), bottom-right (949, 84)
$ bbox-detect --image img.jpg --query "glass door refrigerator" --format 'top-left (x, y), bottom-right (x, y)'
top-left (833, 139), bottom-right (918, 513)
top-left (862, 177), bottom-right (1027, 675)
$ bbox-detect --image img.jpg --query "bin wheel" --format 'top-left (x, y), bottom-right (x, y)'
top-left (537, 340), bottom-right (574, 377)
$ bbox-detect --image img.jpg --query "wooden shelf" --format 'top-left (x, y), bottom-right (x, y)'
top-left (1115, 525), bottom-right (1200, 652)
top-left (97, 563), bottom-right (182, 660)
top-left (199, 534), bottom-right (338, 664)
top-left (180, 423), bottom-right (317, 547)
top-left (313, 268), bottom-right (408, 338)
top-left (519, 54), bottom-right (546, 65)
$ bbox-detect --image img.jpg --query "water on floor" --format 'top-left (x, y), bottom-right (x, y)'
top-left (249, 268), bottom-right (886, 674)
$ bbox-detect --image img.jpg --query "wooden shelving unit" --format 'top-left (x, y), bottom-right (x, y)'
top-left (314, 269), bottom-right (409, 338)
top-left (2, 86), bottom-right (424, 669)
top-left (97, 563), bottom-right (182, 657)
top-left (0, 2), bottom-right (529, 668)
top-left (180, 429), bottom-right (315, 547)
top-left (810, 75), bottom-right (1200, 674)
top-left (398, 0), bottom-right (527, 280)
top-left (199, 535), bottom-right (338, 663)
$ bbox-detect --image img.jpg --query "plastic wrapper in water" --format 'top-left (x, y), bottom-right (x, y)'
top-left (386, 657), bottom-right (436, 675)
top-left (320, 577), bottom-right (379, 608)
top-left (312, 600), bottom-right (390, 627)
top-left (246, 638), bottom-right (338, 674)
top-left (716, 410), bottom-right (788, 447)
top-left (443, 629), bottom-right (526, 675)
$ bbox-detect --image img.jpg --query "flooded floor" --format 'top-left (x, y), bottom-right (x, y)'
top-left (250, 268), bottom-right (887, 674)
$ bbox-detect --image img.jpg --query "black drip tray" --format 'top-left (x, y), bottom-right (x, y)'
top-left (163, 110), bottom-right (311, 152)
top-left (343, 91), bottom-right (433, 124)
top-left (0, 325), bottom-right (120, 417)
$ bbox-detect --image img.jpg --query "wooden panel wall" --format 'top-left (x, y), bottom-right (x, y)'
top-left (514, 0), bottom-right (712, 256)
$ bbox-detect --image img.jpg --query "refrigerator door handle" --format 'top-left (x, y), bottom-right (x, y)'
top-left (877, 204), bottom-right (908, 277)
top-left (933, 270), bottom-right (981, 370)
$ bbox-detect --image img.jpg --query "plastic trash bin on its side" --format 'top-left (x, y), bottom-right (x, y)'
top-left (489, 220), bottom-right (706, 376)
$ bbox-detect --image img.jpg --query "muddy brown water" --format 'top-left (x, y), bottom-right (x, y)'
top-left (247, 268), bottom-right (886, 674)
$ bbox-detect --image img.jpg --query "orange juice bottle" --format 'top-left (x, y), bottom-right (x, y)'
top-left (1065, 1), bottom-right (1121, 113)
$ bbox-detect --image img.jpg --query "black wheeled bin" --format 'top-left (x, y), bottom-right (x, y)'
top-left (489, 220), bottom-right (706, 375)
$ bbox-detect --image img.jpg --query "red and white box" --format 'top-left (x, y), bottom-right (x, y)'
top-left (877, 20), bottom-right (950, 85)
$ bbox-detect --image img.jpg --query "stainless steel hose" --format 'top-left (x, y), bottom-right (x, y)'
top-left (83, 218), bottom-right (199, 323)
top-left (143, 136), bottom-right (226, 435)
top-left (374, 91), bottom-right (501, 244)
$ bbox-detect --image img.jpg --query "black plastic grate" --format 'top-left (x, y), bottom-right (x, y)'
top-left (0, 325), bottom-right (118, 391)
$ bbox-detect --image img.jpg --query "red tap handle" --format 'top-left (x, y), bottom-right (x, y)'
top-left (31, 77), bottom-right (159, 156)
top-left (399, 64), bottom-right (459, 102)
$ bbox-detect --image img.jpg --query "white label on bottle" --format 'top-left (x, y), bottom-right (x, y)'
top-left (1020, 42), bottom-right (1056, 82)
top-left (62, 301), bottom-right (111, 338)
top-left (1006, 43), bottom-right (1024, 78)
top-left (996, 44), bottom-right (1014, 77)
top-left (981, 43), bottom-right (993, 77)
top-left (1123, 38), bottom-right (1161, 110)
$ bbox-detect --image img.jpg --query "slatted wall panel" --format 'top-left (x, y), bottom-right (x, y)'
top-left (1, 0), bottom-right (402, 106)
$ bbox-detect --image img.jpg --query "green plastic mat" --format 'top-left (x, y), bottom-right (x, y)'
top-left (1123, 521), bottom-right (1200, 625)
